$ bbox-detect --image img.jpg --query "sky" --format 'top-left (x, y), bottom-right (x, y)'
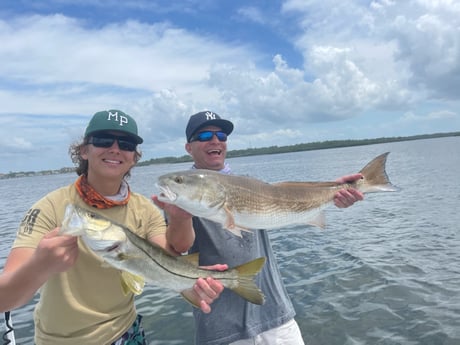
top-left (1, 0), bottom-right (459, 173)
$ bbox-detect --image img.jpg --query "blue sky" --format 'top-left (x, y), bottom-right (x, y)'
top-left (1, 0), bottom-right (459, 173)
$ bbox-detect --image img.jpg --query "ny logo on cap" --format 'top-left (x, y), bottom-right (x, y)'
top-left (205, 111), bottom-right (217, 120)
top-left (107, 111), bottom-right (128, 126)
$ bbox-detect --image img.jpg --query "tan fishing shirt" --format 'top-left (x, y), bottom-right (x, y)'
top-left (13, 183), bottom-right (166, 345)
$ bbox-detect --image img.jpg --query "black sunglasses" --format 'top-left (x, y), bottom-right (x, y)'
top-left (190, 130), bottom-right (227, 142)
top-left (88, 134), bottom-right (138, 152)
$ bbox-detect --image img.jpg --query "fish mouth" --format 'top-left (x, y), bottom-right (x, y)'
top-left (107, 243), bottom-right (120, 252)
top-left (157, 185), bottom-right (177, 202)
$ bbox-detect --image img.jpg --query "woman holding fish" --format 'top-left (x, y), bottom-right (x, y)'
top-left (0, 110), bottom-right (224, 345)
top-left (154, 111), bottom-right (364, 345)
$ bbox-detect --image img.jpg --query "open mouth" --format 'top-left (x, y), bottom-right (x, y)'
top-left (157, 185), bottom-right (177, 202)
top-left (207, 149), bottom-right (222, 155)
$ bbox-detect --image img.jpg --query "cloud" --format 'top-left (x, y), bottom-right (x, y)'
top-left (401, 109), bottom-right (458, 123)
top-left (237, 6), bottom-right (266, 24)
top-left (1, 0), bottom-right (460, 172)
top-left (0, 15), bottom-right (256, 92)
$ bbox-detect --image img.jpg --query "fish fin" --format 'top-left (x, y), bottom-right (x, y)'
top-left (223, 206), bottom-right (237, 229)
top-left (230, 257), bottom-right (266, 305)
top-left (179, 252), bottom-right (200, 266)
top-left (180, 289), bottom-right (201, 308)
top-left (307, 212), bottom-right (326, 229)
top-left (221, 206), bottom-right (253, 238)
top-left (358, 152), bottom-right (399, 193)
top-left (120, 271), bottom-right (145, 296)
top-left (222, 206), bottom-right (244, 237)
top-left (227, 225), bottom-right (255, 238)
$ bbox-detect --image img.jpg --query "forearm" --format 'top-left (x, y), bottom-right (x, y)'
top-left (166, 217), bottom-right (195, 254)
top-left (0, 260), bottom-right (50, 312)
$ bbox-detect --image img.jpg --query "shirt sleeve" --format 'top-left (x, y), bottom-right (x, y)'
top-left (13, 194), bottom-right (60, 249)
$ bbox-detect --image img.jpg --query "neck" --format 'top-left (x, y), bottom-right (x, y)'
top-left (193, 162), bottom-right (231, 174)
top-left (86, 174), bottom-right (122, 196)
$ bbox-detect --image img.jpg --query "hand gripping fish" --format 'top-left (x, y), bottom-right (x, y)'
top-left (59, 204), bottom-right (265, 306)
top-left (157, 152), bottom-right (399, 237)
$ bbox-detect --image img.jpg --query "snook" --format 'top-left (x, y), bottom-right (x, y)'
top-left (157, 152), bottom-right (399, 237)
top-left (60, 204), bottom-right (265, 306)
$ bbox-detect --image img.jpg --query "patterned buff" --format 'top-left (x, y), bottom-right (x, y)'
top-left (75, 175), bottom-right (130, 209)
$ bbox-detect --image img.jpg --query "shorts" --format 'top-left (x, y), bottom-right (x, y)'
top-left (112, 314), bottom-right (146, 345)
top-left (229, 319), bottom-right (305, 345)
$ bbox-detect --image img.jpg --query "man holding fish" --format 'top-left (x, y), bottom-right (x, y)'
top-left (154, 111), bottom-right (365, 345)
top-left (0, 110), bottom-right (224, 345)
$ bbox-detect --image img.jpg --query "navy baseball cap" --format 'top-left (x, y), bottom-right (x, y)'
top-left (186, 111), bottom-right (233, 142)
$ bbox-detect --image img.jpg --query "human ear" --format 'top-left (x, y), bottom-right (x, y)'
top-left (185, 142), bottom-right (192, 154)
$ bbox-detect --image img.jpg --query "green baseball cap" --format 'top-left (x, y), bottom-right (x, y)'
top-left (84, 109), bottom-right (143, 144)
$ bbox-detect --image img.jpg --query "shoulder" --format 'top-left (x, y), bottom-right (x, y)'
top-left (27, 184), bottom-right (76, 216)
top-left (125, 192), bottom-right (166, 236)
top-left (128, 192), bottom-right (160, 213)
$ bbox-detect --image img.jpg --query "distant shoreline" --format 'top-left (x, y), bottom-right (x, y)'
top-left (2, 131), bottom-right (458, 179)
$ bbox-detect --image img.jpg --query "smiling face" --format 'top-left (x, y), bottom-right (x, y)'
top-left (81, 130), bottom-right (137, 193)
top-left (185, 125), bottom-right (228, 171)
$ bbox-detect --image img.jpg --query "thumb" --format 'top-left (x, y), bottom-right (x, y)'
top-left (44, 227), bottom-right (61, 239)
top-left (151, 195), bottom-right (165, 209)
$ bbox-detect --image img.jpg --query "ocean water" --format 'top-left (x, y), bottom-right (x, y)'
top-left (1, 137), bottom-right (459, 344)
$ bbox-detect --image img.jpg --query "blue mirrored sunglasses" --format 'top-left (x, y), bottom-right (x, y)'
top-left (190, 130), bottom-right (227, 142)
top-left (88, 134), bottom-right (137, 152)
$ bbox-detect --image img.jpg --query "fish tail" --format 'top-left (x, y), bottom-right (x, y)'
top-left (231, 257), bottom-right (266, 305)
top-left (358, 152), bottom-right (399, 193)
top-left (120, 271), bottom-right (145, 296)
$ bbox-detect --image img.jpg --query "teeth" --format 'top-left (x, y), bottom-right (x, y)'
top-left (208, 150), bottom-right (221, 154)
top-left (104, 159), bottom-right (121, 164)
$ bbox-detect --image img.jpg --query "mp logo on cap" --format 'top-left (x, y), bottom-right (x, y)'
top-left (85, 109), bottom-right (144, 143)
top-left (107, 111), bottom-right (129, 126)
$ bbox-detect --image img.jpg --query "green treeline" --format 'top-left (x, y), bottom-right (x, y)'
top-left (137, 131), bottom-right (459, 166)
top-left (2, 131), bottom-right (458, 179)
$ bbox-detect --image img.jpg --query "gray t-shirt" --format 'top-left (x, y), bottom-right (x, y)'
top-left (190, 217), bottom-right (296, 345)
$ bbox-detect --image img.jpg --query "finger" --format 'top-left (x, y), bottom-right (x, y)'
top-left (194, 278), bottom-right (220, 310)
top-left (333, 190), bottom-right (352, 208)
top-left (199, 264), bottom-right (228, 271)
top-left (193, 285), bottom-right (210, 310)
top-left (43, 227), bottom-right (61, 238)
top-left (349, 189), bottom-right (364, 201)
top-left (151, 195), bottom-right (165, 209)
top-left (206, 277), bottom-right (225, 294)
top-left (196, 278), bottom-right (218, 299)
top-left (199, 300), bottom-right (212, 314)
top-left (48, 226), bottom-right (79, 242)
top-left (337, 173), bottom-right (363, 184)
top-left (334, 197), bottom-right (347, 208)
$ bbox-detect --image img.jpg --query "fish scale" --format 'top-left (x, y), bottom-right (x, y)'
top-left (157, 152), bottom-right (399, 237)
top-left (60, 204), bottom-right (266, 306)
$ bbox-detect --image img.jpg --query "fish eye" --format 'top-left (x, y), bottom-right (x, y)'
top-left (174, 176), bottom-right (183, 184)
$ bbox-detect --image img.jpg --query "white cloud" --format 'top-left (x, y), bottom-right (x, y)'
top-left (237, 6), bottom-right (266, 24)
top-left (0, 15), bottom-right (258, 94)
top-left (401, 109), bottom-right (458, 123)
top-left (1, 0), bottom-right (460, 172)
